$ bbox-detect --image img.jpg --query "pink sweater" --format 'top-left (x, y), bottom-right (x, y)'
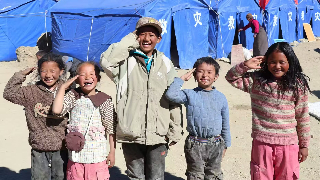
top-left (225, 62), bottom-right (310, 147)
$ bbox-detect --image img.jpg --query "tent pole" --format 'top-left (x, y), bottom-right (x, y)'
top-left (87, 17), bottom-right (94, 61)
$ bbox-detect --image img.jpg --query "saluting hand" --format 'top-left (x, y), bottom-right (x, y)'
top-left (21, 67), bottom-right (36, 76)
top-left (61, 75), bottom-right (79, 90)
top-left (180, 68), bottom-right (196, 81)
top-left (244, 56), bottom-right (265, 69)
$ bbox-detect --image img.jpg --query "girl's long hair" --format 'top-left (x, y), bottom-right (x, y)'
top-left (258, 42), bottom-right (310, 96)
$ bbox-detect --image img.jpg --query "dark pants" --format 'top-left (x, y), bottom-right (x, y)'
top-left (31, 149), bottom-right (68, 180)
top-left (184, 136), bottom-right (225, 180)
top-left (122, 143), bottom-right (167, 180)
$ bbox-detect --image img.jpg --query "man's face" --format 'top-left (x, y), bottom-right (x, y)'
top-left (137, 26), bottom-right (161, 56)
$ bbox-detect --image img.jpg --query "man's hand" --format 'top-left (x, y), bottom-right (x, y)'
top-left (299, 147), bottom-right (308, 163)
top-left (253, 33), bottom-right (257, 38)
top-left (238, 29), bottom-right (243, 32)
top-left (180, 68), bottom-right (196, 81)
top-left (244, 56), bottom-right (265, 69)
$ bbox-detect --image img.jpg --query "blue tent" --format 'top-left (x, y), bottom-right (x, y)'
top-left (311, 0), bottom-right (320, 37)
top-left (296, 0), bottom-right (315, 40)
top-left (161, 0), bottom-right (261, 68)
top-left (0, 0), bottom-right (56, 61)
top-left (50, 0), bottom-right (261, 69)
top-left (50, 0), bottom-right (185, 64)
top-left (264, 0), bottom-right (297, 45)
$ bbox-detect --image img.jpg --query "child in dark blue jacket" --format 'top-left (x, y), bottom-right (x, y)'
top-left (166, 57), bottom-right (231, 180)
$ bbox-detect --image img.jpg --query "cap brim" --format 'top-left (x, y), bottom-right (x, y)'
top-left (137, 23), bottom-right (162, 35)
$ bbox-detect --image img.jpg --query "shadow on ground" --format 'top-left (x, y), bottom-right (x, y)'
top-left (110, 166), bottom-right (184, 180)
top-left (0, 166), bottom-right (184, 180)
top-left (0, 167), bottom-right (31, 180)
top-left (312, 90), bottom-right (320, 99)
top-left (314, 48), bottom-right (320, 54)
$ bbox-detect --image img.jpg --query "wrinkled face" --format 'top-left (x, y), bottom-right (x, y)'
top-left (77, 64), bottom-right (98, 95)
top-left (39, 61), bottom-right (63, 90)
top-left (195, 63), bottom-right (218, 90)
top-left (137, 26), bottom-right (161, 56)
top-left (267, 51), bottom-right (289, 79)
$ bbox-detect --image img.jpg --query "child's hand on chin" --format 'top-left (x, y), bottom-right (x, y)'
top-left (107, 151), bottom-right (115, 168)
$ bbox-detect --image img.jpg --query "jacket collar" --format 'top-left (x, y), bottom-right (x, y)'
top-left (71, 88), bottom-right (111, 107)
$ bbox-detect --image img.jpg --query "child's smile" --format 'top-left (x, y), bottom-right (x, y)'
top-left (77, 64), bottom-right (98, 96)
top-left (267, 51), bottom-right (289, 79)
top-left (195, 63), bottom-right (218, 90)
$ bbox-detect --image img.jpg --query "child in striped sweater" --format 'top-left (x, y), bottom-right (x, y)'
top-left (226, 42), bottom-right (310, 180)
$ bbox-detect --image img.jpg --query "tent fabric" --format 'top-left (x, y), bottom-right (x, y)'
top-left (312, 0), bottom-right (320, 37)
top-left (264, 0), bottom-right (297, 45)
top-left (50, 0), bottom-right (262, 69)
top-left (296, 0), bottom-right (315, 40)
top-left (50, 0), bottom-right (184, 65)
top-left (0, 0), bottom-right (56, 61)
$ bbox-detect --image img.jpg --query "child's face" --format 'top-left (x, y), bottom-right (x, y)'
top-left (39, 61), bottom-right (63, 90)
top-left (137, 26), bottom-right (161, 56)
top-left (77, 64), bottom-right (98, 96)
top-left (267, 51), bottom-right (289, 79)
top-left (195, 63), bottom-right (218, 90)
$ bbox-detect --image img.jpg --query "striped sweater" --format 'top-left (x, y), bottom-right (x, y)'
top-left (225, 62), bottom-right (310, 147)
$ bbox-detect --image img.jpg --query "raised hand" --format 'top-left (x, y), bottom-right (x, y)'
top-left (244, 56), bottom-right (265, 70)
top-left (21, 67), bottom-right (36, 76)
top-left (180, 68), bottom-right (196, 81)
top-left (61, 75), bottom-right (79, 90)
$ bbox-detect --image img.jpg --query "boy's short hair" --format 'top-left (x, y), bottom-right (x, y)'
top-left (136, 17), bottom-right (162, 36)
top-left (193, 57), bottom-right (220, 75)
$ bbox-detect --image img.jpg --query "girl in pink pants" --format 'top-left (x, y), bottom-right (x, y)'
top-left (226, 42), bottom-right (311, 180)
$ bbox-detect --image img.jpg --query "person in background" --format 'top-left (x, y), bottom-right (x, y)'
top-left (238, 13), bottom-right (268, 57)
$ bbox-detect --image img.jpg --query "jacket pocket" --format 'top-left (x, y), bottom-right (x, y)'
top-left (156, 116), bottom-right (169, 135)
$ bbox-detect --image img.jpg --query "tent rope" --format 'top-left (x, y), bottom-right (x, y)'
top-left (87, 17), bottom-right (94, 61)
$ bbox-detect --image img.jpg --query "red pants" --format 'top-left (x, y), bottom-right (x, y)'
top-left (250, 139), bottom-right (299, 180)
top-left (66, 160), bottom-right (110, 180)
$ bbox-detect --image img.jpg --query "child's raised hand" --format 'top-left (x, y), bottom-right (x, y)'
top-left (21, 67), bottom-right (36, 76)
top-left (62, 75), bottom-right (79, 90)
top-left (244, 56), bottom-right (265, 69)
top-left (180, 68), bottom-right (196, 81)
top-left (106, 151), bottom-right (115, 168)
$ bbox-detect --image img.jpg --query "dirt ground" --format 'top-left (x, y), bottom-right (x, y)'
top-left (0, 41), bottom-right (319, 180)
